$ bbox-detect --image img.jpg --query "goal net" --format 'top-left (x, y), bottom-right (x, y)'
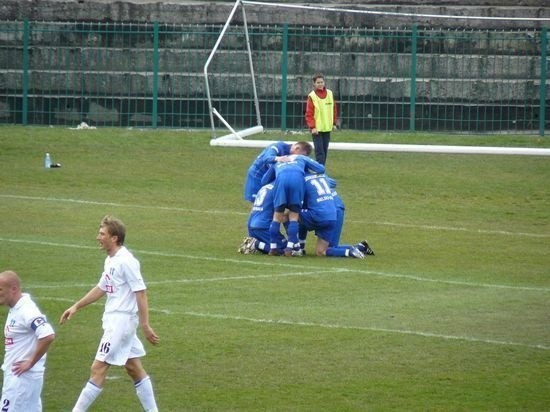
top-left (204, 0), bottom-right (550, 155)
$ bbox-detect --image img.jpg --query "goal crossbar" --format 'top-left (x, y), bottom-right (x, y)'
top-left (241, 1), bottom-right (550, 22)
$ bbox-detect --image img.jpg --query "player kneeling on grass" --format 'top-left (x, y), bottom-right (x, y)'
top-left (239, 183), bottom-right (288, 255)
top-left (60, 215), bottom-right (160, 412)
top-left (244, 141), bottom-right (312, 204)
top-left (261, 150), bottom-right (325, 256)
top-left (299, 173), bottom-right (374, 258)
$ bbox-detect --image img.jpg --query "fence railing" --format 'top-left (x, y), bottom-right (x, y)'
top-left (0, 20), bottom-right (548, 135)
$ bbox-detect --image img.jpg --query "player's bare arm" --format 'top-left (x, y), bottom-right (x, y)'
top-left (60, 286), bottom-right (106, 324)
top-left (135, 290), bottom-right (160, 345)
top-left (11, 333), bottom-right (55, 376)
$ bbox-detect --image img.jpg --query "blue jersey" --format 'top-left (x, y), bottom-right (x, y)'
top-left (330, 188), bottom-right (345, 246)
top-left (262, 155), bottom-right (325, 210)
top-left (261, 154), bottom-right (325, 185)
top-left (302, 174), bottom-right (337, 222)
top-left (299, 174), bottom-right (338, 243)
top-left (248, 184), bottom-right (275, 229)
top-left (244, 141), bottom-right (291, 202)
top-left (332, 189), bottom-right (344, 212)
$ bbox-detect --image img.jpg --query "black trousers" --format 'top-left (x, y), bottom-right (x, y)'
top-left (312, 132), bottom-right (331, 165)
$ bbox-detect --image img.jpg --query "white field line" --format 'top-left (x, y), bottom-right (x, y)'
top-left (2, 194), bottom-right (549, 239)
top-left (43, 297), bottom-right (549, 351)
top-left (5, 196), bottom-right (548, 350)
top-left (349, 219), bottom-right (550, 239)
top-left (180, 311), bottom-right (550, 351)
top-left (4, 237), bottom-right (549, 293)
top-left (0, 194), bottom-right (243, 216)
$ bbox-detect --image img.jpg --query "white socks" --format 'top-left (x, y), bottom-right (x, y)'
top-left (72, 376), bottom-right (158, 412)
top-left (72, 380), bottom-right (102, 412)
top-left (135, 375), bottom-right (158, 412)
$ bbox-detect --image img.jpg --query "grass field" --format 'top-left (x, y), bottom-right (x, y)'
top-left (0, 125), bottom-right (549, 411)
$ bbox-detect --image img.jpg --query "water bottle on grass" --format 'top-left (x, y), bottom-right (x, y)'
top-left (44, 153), bottom-right (52, 169)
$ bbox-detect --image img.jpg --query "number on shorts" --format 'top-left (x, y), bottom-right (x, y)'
top-left (2, 398), bottom-right (10, 411)
top-left (100, 341), bottom-right (111, 354)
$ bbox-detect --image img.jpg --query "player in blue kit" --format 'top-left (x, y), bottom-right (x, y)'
top-left (244, 141), bottom-right (312, 203)
top-left (324, 176), bottom-right (374, 256)
top-left (239, 183), bottom-right (287, 254)
top-left (299, 174), bottom-right (374, 258)
top-left (261, 152), bottom-right (324, 256)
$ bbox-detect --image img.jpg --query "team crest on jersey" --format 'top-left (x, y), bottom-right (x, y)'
top-left (103, 271), bottom-right (114, 293)
top-left (4, 338), bottom-right (13, 345)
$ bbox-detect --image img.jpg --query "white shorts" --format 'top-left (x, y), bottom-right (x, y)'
top-left (1, 371), bottom-right (43, 412)
top-left (96, 313), bottom-right (146, 366)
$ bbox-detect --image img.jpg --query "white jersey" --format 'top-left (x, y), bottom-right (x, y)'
top-left (2, 293), bottom-right (55, 376)
top-left (98, 246), bottom-right (147, 315)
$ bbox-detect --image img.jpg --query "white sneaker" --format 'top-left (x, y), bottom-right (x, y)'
top-left (241, 237), bottom-right (258, 254)
top-left (349, 247), bottom-right (365, 259)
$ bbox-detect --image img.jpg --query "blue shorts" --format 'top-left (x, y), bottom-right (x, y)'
top-left (273, 171), bottom-right (304, 211)
top-left (300, 211), bottom-right (336, 243)
top-left (330, 208), bottom-right (345, 247)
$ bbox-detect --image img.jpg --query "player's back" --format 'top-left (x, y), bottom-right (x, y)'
top-left (274, 154), bottom-right (324, 176)
top-left (248, 184), bottom-right (275, 229)
top-left (303, 174), bottom-right (337, 221)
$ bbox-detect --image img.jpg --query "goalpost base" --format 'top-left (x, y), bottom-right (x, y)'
top-left (210, 125), bottom-right (264, 144)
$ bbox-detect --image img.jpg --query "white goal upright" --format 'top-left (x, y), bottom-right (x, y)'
top-left (203, 0), bottom-right (550, 156)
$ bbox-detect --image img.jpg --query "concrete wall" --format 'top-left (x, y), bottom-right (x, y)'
top-left (0, 2), bottom-right (548, 130)
top-left (1, 0), bottom-right (549, 29)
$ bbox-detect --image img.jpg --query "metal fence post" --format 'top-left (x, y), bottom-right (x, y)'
top-left (409, 25), bottom-right (417, 132)
top-left (22, 19), bottom-right (29, 125)
top-left (540, 27), bottom-right (548, 137)
top-left (152, 21), bottom-right (159, 129)
top-left (281, 24), bottom-right (289, 131)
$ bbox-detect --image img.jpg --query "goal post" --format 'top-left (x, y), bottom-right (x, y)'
top-left (204, 0), bottom-right (550, 154)
top-left (204, 0), bottom-right (262, 143)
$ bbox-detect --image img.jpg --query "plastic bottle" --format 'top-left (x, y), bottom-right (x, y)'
top-left (44, 153), bottom-right (52, 169)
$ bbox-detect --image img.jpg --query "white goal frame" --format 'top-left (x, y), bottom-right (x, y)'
top-left (203, 0), bottom-right (550, 156)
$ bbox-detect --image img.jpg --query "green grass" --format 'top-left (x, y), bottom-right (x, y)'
top-left (1, 125), bottom-right (549, 411)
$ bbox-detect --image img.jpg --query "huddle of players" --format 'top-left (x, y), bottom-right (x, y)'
top-left (239, 141), bottom-right (374, 258)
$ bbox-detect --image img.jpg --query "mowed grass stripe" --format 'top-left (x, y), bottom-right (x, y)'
top-left (3, 237), bottom-right (548, 293)
top-left (1, 193), bottom-right (548, 238)
top-left (42, 296), bottom-right (550, 351)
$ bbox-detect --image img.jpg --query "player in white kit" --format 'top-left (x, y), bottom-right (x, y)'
top-left (60, 215), bottom-right (160, 412)
top-left (0, 270), bottom-right (56, 412)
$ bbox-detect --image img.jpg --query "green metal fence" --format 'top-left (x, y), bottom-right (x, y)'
top-left (0, 20), bottom-right (548, 134)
